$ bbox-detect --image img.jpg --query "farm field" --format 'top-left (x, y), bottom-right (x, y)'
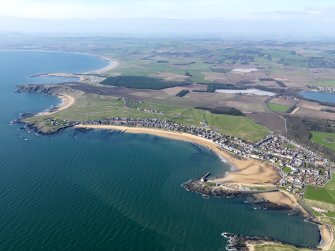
top-left (304, 175), bottom-right (335, 205)
top-left (311, 131), bottom-right (335, 151)
top-left (268, 102), bottom-right (290, 112)
top-left (316, 80), bottom-right (335, 87)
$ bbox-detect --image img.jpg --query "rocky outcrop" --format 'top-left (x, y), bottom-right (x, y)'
top-left (181, 179), bottom-right (279, 200)
top-left (15, 84), bottom-right (79, 96)
top-left (222, 232), bottom-right (315, 251)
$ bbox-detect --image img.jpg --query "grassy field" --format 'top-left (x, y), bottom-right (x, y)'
top-left (268, 102), bottom-right (290, 113)
top-left (282, 166), bottom-right (292, 174)
top-left (255, 244), bottom-right (309, 251)
top-left (29, 93), bottom-right (269, 141)
top-left (316, 80), bottom-right (335, 87)
top-left (311, 131), bottom-right (335, 151)
top-left (304, 175), bottom-right (335, 205)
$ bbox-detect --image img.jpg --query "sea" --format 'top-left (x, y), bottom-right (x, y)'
top-left (0, 51), bottom-right (320, 250)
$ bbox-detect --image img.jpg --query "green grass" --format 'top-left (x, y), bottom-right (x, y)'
top-left (31, 94), bottom-right (269, 141)
top-left (255, 244), bottom-right (309, 251)
top-left (304, 175), bottom-right (335, 205)
top-left (304, 186), bottom-right (335, 204)
top-left (282, 166), bottom-right (292, 174)
top-left (268, 102), bottom-right (290, 113)
top-left (311, 131), bottom-right (335, 151)
top-left (139, 101), bottom-right (269, 140)
top-left (325, 211), bottom-right (335, 217)
top-left (315, 80), bottom-right (335, 87)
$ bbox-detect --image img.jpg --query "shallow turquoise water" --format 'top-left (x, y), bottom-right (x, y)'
top-left (0, 51), bottom-right (320, 250)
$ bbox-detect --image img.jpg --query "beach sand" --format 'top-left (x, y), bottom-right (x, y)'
top-left (74, 124), bottom-right (280, 185)
top-left (253, 190), bottom-right (308, 216)
top-left (318, 224), bottom-right (334, 250)
top-left (212, 159), bottom-right (280, 185)
top-left (37, 94), bottom-right (75, 116)
top-left (85, 56), bottom-right (119, 75)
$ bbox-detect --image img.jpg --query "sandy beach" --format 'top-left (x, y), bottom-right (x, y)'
top-left (85, 56), bottom-right (119, 74)
top-left (37, 94), bottom-right (75, 116)
top-left (318, 224), bottom-right (334, 250)
top-left (74, 124), bottom-right (280, 185)
top-left (253, 190), bottom-right (309, 216)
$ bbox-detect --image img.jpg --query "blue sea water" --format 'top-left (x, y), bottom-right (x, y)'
top-left (0, 51), bottom-right (320, 250)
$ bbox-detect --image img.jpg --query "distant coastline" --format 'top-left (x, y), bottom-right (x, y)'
top-left (0, 49), bottom-right (118, 75)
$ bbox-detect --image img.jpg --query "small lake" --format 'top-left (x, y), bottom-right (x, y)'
top-left (300, 91), bottom-right (335, 105)
top-left (216, 88), bottom-right (276, 96)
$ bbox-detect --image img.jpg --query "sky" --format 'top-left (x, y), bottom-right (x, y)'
top-left (0, 0), bottom-right (335, 38)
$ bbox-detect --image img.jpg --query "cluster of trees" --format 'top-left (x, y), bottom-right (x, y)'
top-left (176, 89), bottom-right (190, 97)
top-left (195, 106), bottom-right (245, 116)
top-left (101, 76), bottom-right (191, 90)
top-left (286, 116), bottom-right (335, 160)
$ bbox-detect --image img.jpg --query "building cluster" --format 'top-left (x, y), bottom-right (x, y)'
top-left (121, 98), bottom-right (165, 115)
top-left (80, 74), bottom-right (106, 85)
top-left (252, 135), bottom-right (331, 193)
top-left (83, 117), bottom-right (333, 195)
top-left (311, 85), bottom-right (335, 94)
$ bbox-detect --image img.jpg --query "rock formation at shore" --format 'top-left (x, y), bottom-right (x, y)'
top-left (222, 232), bottom-right (312, 251)
top-left (16, 84), bottom-right (80, 96)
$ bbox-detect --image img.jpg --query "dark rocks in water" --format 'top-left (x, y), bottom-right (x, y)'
top-left (222, 232), bottom-right (313, 251)
top-left (182, 179), bottom-right (279, 199)
top-left (181, 180), bottom-right (245, 199)
top-left (247, 195), bottom-right (293, 211)
top-left (20, 120), bottom-right (78, 136)
top-left (182, 180), bottom-right (296, 212)
top-left (18, 112), bottom-right (34, 120)
top-left (74, 127), bottom-right (93, 133)
top-left (222, 233), bottom-right (249, 251)
top-left (253, 200), bottom-right (292, 211)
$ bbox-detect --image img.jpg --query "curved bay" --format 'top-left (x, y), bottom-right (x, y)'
top-left (0, 51), bottom-right (320, 250)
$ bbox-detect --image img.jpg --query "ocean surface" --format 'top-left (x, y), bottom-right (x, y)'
top-left (300, 91), bottom-right (335, 105)
top-left (0, 51), bottom-right (320, 250)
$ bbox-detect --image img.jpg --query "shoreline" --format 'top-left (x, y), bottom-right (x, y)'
top-left (74, 124), bottom-right (268, 175)
top-left (84, 55), bottom-right (119, 74)
top-left (37, 94), bottom-right (75, 116)
top-left (75, 124), bottom-right (331, 250)
top-left (0, 49), bottom-right (119, 75)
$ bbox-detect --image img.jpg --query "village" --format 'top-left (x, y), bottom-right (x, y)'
top-left (49, 116), bottom-right (333, 196)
